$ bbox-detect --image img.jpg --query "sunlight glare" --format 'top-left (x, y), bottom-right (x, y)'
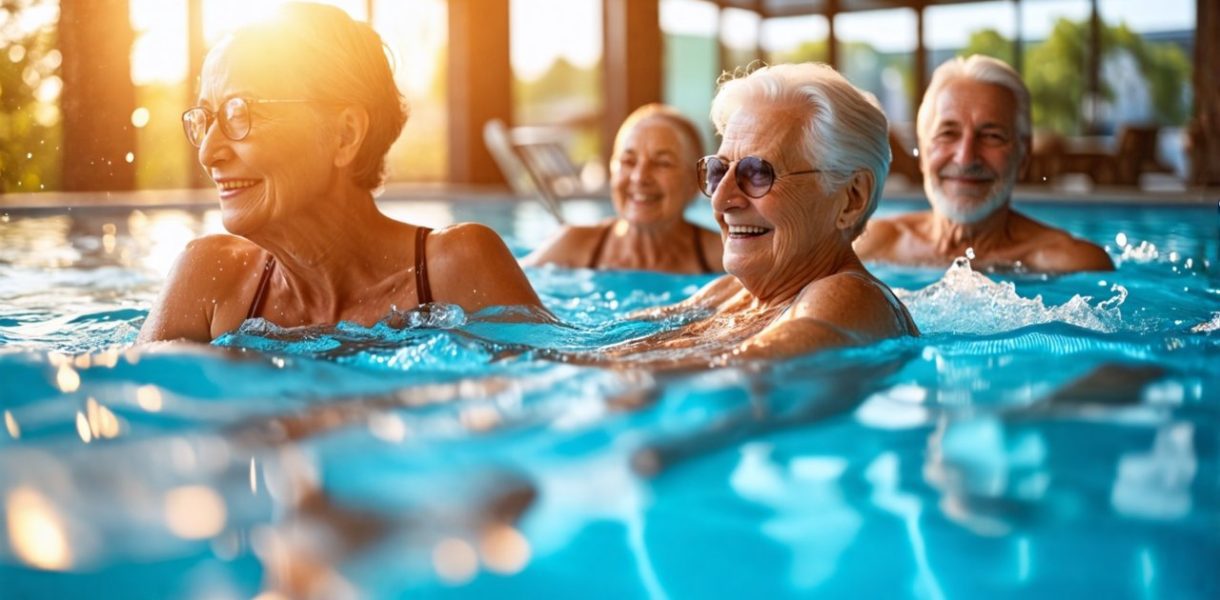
top-left (6, 487), bottom-right (74, 571)
top-left (511, 0), bottom-right (601, 81)
top-left (130, 0), bottom-right (187, 85)
top-left (164, 485), bottom-right (227, 539)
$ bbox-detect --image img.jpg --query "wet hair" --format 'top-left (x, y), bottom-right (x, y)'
top-left (612, 103), bottom-right (706, 166)
top-left (215, 2), bottom-right (407, 190)
top-left (917, 55), bottom-right (1031, 153)
top-left (710, 63), bottom-right (890, 238)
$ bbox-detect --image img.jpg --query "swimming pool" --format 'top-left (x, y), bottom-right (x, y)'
top-left (1, 195), bottom-right (1218, 598)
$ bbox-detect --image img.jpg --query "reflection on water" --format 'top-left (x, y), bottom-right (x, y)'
top-left (0, 200), bottom-right (1218, 597)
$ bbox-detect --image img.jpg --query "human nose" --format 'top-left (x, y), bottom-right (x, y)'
top-left (952, 133), bottom-right (978, 164)
top-left (197, 116), bottom-right (231, 170)
top-left (710, 162), bottom-right (747, 212)
top-left (628, 159), bottom-right (653, 184)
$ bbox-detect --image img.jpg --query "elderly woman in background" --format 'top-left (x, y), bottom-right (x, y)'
top-left (604, 63), bottom-right (917, 367)
top-left (523, 104), bottom-right (723, 274)
top-left (138, 3), bottom-right (542, 343)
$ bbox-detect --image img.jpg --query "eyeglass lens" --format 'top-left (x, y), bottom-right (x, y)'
top-left (698, 156), bottom-right (777, 199)
top-left (182, 98), bottom-right (252, 147)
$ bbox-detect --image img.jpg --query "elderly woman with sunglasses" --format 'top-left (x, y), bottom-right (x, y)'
top-left (138, 3), bottom-right (542, 343)
top-left (523, 104), bottom-right (723, 274)
top-left (601, 63), bottom-right (918, 368)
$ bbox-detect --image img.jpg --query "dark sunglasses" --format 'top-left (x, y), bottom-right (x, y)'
top-left (697, 155), bottom-right (824, 199)
top-left (181, 97), bottom-right (316, 148)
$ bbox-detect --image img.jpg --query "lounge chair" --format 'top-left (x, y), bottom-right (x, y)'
top-left (483, 119), bottom-right (601, 224)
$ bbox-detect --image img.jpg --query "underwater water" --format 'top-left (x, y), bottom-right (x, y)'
top-left (0, 198), bottom-right (1218, 598)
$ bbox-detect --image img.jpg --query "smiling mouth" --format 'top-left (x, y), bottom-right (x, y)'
top-left (217, 179), bottom-right (260, 192)
top-left (727, 225), bottom-right (770, 238)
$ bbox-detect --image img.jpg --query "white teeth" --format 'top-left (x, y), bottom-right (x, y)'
top-left (728, 225), bottom-right (768, 235)
top-left (217, 180), bottom-right (258, 191)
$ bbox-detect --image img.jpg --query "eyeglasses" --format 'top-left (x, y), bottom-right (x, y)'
top-left (696, 155), bottom-right (823, 199)
top-left (181, 97), bottom-right (316, 148)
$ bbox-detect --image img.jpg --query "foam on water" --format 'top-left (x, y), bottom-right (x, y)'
top-left (896, 257), bottom-right (1127, 335)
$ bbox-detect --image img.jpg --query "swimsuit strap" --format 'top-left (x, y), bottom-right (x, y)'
top-left (246, 255), bottom-right (276, 321)
top-left (692, 224), bottom-right (715, 274)
top-left (587, 222), bottom-right (614, 269)
top-left (415, 226), bottom-right (433, 305)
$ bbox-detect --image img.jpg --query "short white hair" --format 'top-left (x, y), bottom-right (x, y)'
top-left (710, 62), bottom-right (891, 238)
top-left (917, 55), bottom-right (1031, 151)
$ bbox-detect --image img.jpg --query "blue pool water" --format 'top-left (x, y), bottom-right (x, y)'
top-left (1, 197), bottom-right (1218, 598)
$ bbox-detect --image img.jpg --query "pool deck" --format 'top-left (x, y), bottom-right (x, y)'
top-left (2, 178), bottom-right (1218, 212)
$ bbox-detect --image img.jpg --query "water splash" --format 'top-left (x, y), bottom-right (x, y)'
top-left (896, 257), bottom-right (1127, 335)
top-left (1191, 312), bottom-right (1220, 333)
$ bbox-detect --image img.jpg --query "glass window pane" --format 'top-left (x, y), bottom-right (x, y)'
top-left (511, 0), bottom-right (603, 166)
top-left (662, 0), bottom-right (718, 154)
top-left (836, 8), bottom-right (917, 124)
top-left (376, 0), bottom-right (448, 182)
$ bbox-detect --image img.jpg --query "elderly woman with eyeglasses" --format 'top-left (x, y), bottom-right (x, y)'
top-left (600, 63), bottom-right (918, 368)
top-left (523, 104), bottom-right (723, 274)
top-left (138, 3), bottom-right (542, 343)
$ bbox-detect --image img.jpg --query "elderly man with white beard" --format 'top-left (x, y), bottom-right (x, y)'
top-left (855, 55), bottom-right (1113, 273)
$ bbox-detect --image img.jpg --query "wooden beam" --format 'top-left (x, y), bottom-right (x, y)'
top-left (59, 0), bottom-right (137, 192)
top-left (914, 2), bottom-right (927, 118)
top-left (602, 0), bottom-right (663, 160)
top-left (1012, 0), bottom-right (1024, 74)
top-left (446, 0), bottom-right (512, 185)
top-left (1190, 0), bottom-right (1220, 186)
top-left (827, 0), bottom-right (840, 69)
top-left (1085, 0), bottom-right (1102, 134)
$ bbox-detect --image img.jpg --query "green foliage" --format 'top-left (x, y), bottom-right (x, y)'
top-left (1107, 22), bottom-right (1191, 126)
top-left (513, 57), bottom-right (603, 164)
top-left (770, 39), bottom-right (828, 64)
top-left (774, 39), bottom-right (915, 118)
top-left (1024, 18), bottom-right (1090, 134)
top-left (966, 18), bottom-right (1191, 135)
top-left (1, 0), bottom-right (61, 193)
top-left (960, 29), bottom-right (1014, 65)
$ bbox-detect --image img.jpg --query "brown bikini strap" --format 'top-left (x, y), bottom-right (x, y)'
top-left (246, 255), bottom-right (276, 320)
top-left (415, 226), bottom-right (433, 305)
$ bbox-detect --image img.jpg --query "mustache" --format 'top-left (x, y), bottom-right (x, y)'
top-left (938, 163), bottom-right (996, 179)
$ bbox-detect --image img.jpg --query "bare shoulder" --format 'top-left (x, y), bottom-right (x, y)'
top-left (430, 221), bottom-right (510, 251)
top-left (427, 222), bottom-right (544, 311)
top-left (789, 270), bottom-right (913, 341)
top-left (137, 234), bottom-right (266, 343)
top-left (854, 211), bottom-right (929, 260)
top-left (521, 222), bottom-right (610, 268)
top-left (1014, 213), bottom-right (1115, 272)
top-left (181, 233), bottom-right (263, 264)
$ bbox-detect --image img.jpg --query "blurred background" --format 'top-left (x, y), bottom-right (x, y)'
top-left (0, 0), bottom-right (1213, 197)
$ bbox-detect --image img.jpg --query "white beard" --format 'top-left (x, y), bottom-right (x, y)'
top-left (924, 161), bottom-right (1019, 224)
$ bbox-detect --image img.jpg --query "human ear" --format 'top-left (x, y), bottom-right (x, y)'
top-left (333, 105), bottom-right (370, 168)
top-left (836, 170), bottom-right (872, 231)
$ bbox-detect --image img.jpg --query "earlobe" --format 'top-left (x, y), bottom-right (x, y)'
top-left (334, 106), bottom-right (370, 168)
